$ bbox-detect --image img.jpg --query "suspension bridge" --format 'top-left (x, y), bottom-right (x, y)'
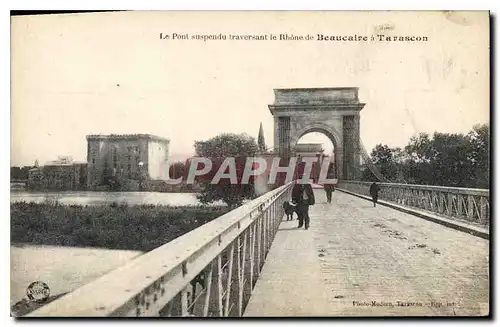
top-left (26, 87), bottom-right (489, 317)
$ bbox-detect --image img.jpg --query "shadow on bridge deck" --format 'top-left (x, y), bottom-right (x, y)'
top-left (244, 190), bottom-right (489, 317)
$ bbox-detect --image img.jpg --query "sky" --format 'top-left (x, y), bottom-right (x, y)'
top-left (11, 11), bottom-right (489, 167)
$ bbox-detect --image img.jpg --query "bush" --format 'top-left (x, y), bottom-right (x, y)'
top-left (11, 203), bottom-right (229, 252)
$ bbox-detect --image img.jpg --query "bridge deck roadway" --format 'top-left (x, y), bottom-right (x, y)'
top-left (244, 190), bottom-right (489, 317)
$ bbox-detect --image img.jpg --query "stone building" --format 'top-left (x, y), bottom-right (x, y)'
top-left (295, 143), bottom-right (324, 158)
top-left (86, 134), bottom-right (170, 189)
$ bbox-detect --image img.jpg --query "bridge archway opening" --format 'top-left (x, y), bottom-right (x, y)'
top-left (294, 130), bottom-right (337, 182)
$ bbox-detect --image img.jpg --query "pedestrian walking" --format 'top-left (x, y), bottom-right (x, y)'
top-left (324, 182), bottom-right (334, 203)
top-left (323, 173), bottom-right (336, 204)
top-left (292, 180), bottom-right (315, 230)
top-left (369, 182), bottom-right (381, 207)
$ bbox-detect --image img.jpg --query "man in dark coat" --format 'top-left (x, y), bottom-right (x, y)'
top-left (369, 182), bottom-right (381, 207)
top-left (323, 172), bottom-right (336, 204)
top-left (291, 181), bottom-right (315, 229)
top-left (324, 183), bottom-right (334, 203)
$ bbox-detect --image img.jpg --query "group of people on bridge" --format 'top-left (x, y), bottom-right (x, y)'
top-left (286, 179), bottom-right (381, 230)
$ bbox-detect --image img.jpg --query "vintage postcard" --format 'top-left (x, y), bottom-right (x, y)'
top-left (10, 11), bottom-right (490, 317)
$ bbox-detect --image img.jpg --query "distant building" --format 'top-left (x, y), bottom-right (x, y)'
top-left (27, 156), bottom-right (87, 191)
top-left (43, 156), bottom-right (87, 190)
top-left (294, 143), bottom-right (336, 183)
top-left (295, 143), bottom-right (324, 158)
top-left (86, 134), bottom-right (170, 189)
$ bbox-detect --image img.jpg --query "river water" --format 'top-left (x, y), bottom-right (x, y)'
top-left (10, 190), bottom-right (225, 206)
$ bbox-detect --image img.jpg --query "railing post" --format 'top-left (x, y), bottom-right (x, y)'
top-left (256, 214), bottom-right (262, 276)
top-left (266, 206), bottom-right (271, 253)
top-left (447, 193), bottom-right (453, 216)
top-left (480, 196), bottom-right (488, 225)
top-left (467, 195), bottom-right (474, 221)
top-left (275, 199), bottom-right (279, 231)
top-left (268, 203), bottom-right (273, 248)
top-left (224, 244), bottom-right (235, 316)
top-left (271, 200), bottom-right (276, 233)
top-left (457, 194), bottom-right (464, 218)
top-left (242, 226), bottom-right (252, 308)
top-left (425, 190), bottom-right (430, 210)
top-left (479, 196), bottom-right (490, 225)
top-left (276, 197), bottom-right (282, 231)
top-left (438, 192), bottom-right (444, 214)
top-left (262, 210), bottom-right (268, 261)
top-left (249, 224), bottom-right (255, 288)
top-left (217, 255), bottom-right (224, 316)
top-left (180, 287), bottom-right (189, 316)
top-left (235, 231), bottom-right (248, 317)
top-left (203, 261), bottom-right (214, 317)
top-left (235, 236), bottom-right (242, 316)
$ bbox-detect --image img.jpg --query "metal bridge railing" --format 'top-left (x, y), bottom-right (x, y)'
top-left (28, 183), bottom-right (294, 317)
top-left (337, 180), bottom-right (490, 226)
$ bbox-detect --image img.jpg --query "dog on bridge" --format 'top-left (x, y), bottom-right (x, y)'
top-left (283, 201), bottom-right (298, 221)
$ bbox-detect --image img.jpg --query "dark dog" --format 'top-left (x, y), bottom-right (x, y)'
top-left (283, 201), bottom-right (297, 221)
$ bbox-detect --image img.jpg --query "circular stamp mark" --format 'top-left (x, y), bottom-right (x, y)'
top-left (26, 281), bottom-right (50, 302)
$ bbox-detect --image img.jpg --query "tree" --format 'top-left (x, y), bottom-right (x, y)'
top-left (364, 124), bottom-right (491, 188)
top-left (430, 132), bottom-right (474, 187)
top-left (405, 131), bottom-right (477, 187)
top-left (258, 122), bottom-right (266, 152)
top-left (11, 167), bottom-right (22, 180)
top-left (468, 124), bottom-right (489, 188)
top-left (11, 166), bottom-right (33, 180)
top-left (194, 133), bottom-right (259, 208)
top-left (169, 161), bottom-right (187, 180)
top-left (405, 133), bottom-right (435, 163)
top-left (361, 144), bottom-right (404, 182)
top-left (404, 133), bottom-right (436, 185)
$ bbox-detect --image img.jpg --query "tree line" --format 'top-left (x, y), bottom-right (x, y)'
top-left (361, 124), bottom-right (489, 189)
top-left (11, 166), bottom-right (33, 180)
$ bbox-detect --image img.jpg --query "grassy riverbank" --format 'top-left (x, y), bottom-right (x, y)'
top-left (11, 201), bottom-right (229, 252)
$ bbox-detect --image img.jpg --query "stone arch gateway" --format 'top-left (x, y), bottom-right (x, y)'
top-left (269, 88), bottom-right (365, 180)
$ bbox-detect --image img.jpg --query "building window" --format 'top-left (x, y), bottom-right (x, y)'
top-left (92, 158), bottom-right (95, 165)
